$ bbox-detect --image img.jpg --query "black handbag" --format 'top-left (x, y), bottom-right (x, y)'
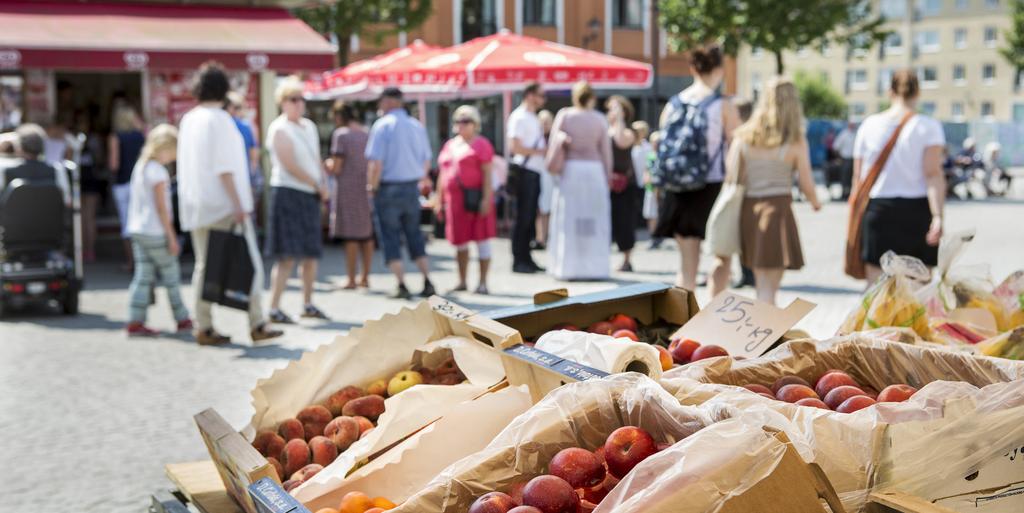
top-left (201, 225), bottom-right (255, 311)
top-left (456, 173), bottom-right (483, 213)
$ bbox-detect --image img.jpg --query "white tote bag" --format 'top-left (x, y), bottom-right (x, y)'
top-left (705, 144), bottom-right (746, 257)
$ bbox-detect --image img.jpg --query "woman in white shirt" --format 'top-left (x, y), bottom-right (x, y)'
top-left (264, 77), bottom-right (330, 323)
top-left (852, 70), bottom-right (946, 283)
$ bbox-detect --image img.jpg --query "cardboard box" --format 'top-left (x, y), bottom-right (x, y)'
top-left (663, 336), bottom-right (1024, 513)
top-left (486, 283), bottom-right (697, 401)
top-left (198, 298), bottom-right (521, 511)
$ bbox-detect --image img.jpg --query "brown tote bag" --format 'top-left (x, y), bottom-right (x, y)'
top-left (844, 111), bottom-right (914, 279)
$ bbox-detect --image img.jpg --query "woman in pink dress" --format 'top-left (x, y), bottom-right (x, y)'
top-left (435, 105), bottom-right (496, 294)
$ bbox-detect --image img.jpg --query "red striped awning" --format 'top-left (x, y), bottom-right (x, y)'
top-left (0, 0), bottom-right (335, 72)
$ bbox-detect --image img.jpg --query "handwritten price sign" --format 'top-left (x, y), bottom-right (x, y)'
top-left (671, 292), bottom-right (815, 358)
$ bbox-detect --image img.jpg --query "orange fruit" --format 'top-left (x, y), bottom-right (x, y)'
top-left (372, 497), bottom-right (397, 509)
top-left (338, 491), bottom-right (373, 513)
top-left (315, 509), bottom-right (340, 513)
top-left (365, 509), bottom-right (385, 513)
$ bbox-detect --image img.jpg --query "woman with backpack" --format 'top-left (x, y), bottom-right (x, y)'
top-left (654, 46), bottom-right (741, 293)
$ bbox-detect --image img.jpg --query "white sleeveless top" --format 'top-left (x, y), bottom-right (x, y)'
top-left (268, 115), bottom-right (322, 194)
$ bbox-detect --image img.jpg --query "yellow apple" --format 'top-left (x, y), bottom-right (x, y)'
top-left (387, 370), bottom-right (423, 396)
top-left (366, 379), bottom-right (388, 397)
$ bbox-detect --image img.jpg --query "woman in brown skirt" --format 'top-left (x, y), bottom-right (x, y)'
top-left (327, 101), bottom-right (374, 289)
top-left (728, 78), bottom-right (821, 305)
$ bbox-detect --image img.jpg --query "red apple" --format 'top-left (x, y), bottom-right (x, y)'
top-left (592, 446), bottom-right (605, 465)
top-left (655, 346), bottom-right (674, 371)
top-left (776, 384), bottom-right (819, 403)
top-left (549, 447), bottom-right (606, 489)
top-left (611, 329), bottom-right (639, 341)
top-left (823, 385), bottom-right (868, 410)
top-left (771, 375), bottom-right (812, 394)
top-left (795, 397), bottom-right (831, 410)
top-left (508, 507), bottom-right (544, 513)
top-left (836, 395), bottom-right (877, 413)
top-left (604, 426), bottom-right (657, 479)
top-left (470, 491), bottom-right (517, 513)
top-left (743, 384), bottom-right (773, 396)
top-left (608, 313), bottom-right (638, 332)
top-left (580, 473), bottom-right (619, 504)
top-left (522, 475), bottom-right (580, 513)
top-left (690, 344), bottom-right (729, 362)
top-left (876, 384), bottom-right (918, 403)
top-left (587, 321), bottom-right (615, 335)
top-left (814, 372), bottom-right (859, 398)
top-left (668, 338), bottom-right (700, 364)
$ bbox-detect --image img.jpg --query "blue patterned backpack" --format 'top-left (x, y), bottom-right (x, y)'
top-left (654, 92), bottom-right (723, 192)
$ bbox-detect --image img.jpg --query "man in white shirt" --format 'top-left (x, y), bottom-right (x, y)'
top-left (833, 121), bottom-right (857, 199)
top-left (506, 82), bottom-right (547, 273)
top-left (177, 62), bottom-right (281, 345)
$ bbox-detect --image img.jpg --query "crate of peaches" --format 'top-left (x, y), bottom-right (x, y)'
top-left (662, 335), bottom-right (1024, 512)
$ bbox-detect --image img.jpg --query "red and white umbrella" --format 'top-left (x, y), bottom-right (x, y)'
top-left (305, 40), bottom-right (445, 100)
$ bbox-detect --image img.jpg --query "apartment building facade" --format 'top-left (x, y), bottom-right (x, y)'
top-left (736, 0), bottom-right (1020, 122)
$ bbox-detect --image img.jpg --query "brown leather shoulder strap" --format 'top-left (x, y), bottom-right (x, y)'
top-left (856, 111), bottom-right (915, 196)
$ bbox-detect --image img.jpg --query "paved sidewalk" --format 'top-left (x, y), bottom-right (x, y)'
top-left (1, 196), bottom-right (1022, 511)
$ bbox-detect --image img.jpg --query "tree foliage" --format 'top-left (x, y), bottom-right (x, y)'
top-left (1001, 0), bottom-right (1024, 88)
top-left (294, 0), bottom-right (433, 66)
top-left (793, 70), bottom-right (847, 119)
top-left (661, 0), bottom-right (888, 74)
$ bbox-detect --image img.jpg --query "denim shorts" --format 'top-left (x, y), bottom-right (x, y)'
top-left (373, 181), bottom-right (426, 263)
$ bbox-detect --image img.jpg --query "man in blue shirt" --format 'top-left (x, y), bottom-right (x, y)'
top-left (226, 92), bottom-right (262, 206)
top-left (366, 88), bottom-right (434, 299)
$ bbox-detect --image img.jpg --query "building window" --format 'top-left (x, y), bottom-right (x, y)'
top-left (612, 0), bottom-right (643, 28)
top-left (752, 46), bottom-right (763, 58)
top-left (752, 71), bottom-right (762, 97)
top-left (984, 26), bottom-right (998, 47)
top-left (954, 28), bottom-right (968, 49)
top-left (917, 0), bottom-right (943, 16)
top-left (981, 101), bottom-right (994, 118)
top-left (850, 102), bottom-right (867, 120)
top-left (881, 0), bottom-right (907, 18)
top-left (847, 69), bottom-right (869, 92)
top-left (915, 30), bottom-right (941, 53)
top-left (952, 101), bottom-right (965, 120)
top-left (920, 101), bottom-right (937, 116)
top-left (522, 0), bottom-right (556, 26)
top-left (462, 0), bottom-right (498, 41)
top-left (918, 66), bottom-right (939, 88)
top-left (983, 63), bottom-right (996, 84)
top-left (884, 33), bottom-right (904, 55)
top-left (953, 64), bottom-right (966, 84)
top-left (1013, 103), bottom-right (1024, 122)
top-left (878, 68), bottom-right (894, 94)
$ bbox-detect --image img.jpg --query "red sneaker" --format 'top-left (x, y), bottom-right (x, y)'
top-left (126, 322), bottom-right (159, 338)
top-left (176, 319), bottom-right (194, 333)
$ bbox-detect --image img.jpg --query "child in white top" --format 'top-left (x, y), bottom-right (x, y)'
top-left (125, 124), bottom-right (192, 337)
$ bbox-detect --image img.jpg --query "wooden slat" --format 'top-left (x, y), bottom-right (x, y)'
top-left (166, 461), bottom-right (245, 513)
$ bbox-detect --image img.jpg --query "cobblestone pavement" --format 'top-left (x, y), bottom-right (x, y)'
top-left (2, 195), bottom-right (1022, 512)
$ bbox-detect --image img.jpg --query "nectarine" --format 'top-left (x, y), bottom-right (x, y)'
top-left (655, 346), bottom-right (673, 371)
top-left (668, 338), bottom-right (700, 364)
top-left (469, 491), bottom-right (516, 513)
top-left (587, 321), bottom-right (614, 335)
top-left (743, 384), bottom-right (773, 396)
top-left (795, 398), bottom-right (830, 410)
top-left (522, 475), bottom-right (579, 513)
top-left (690, 344), bottom-right (729, 361)
top-left (771, 375), bottom-right (811, 394)
top-left (608, 313), bottom-right (638, 332)
top-left (611, 329), bottom-right (639, 341)
top-left (836, 395), bottom-right (876, 413)
top-left (877, 384), bottom-right (917, 403)
top-left (813, 372), bottom-right (859, 398)
top-left (823, 385), bottom-right (867, 410)
top-left (604, 426), bottom-right (657, 479)
top-left (549, 447), bottom-right (605, 489)
top-left (776, 384), bottom-right (819, 403)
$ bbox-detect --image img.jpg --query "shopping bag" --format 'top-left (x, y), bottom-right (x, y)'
top-left (705, 182), bottom-right (744, 257)
top-left (201, 226), bottom-right (255, 311)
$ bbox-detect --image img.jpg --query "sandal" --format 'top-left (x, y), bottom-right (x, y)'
top-left (301, 304), bottom-right (330, 320)
top-left (251, 323), bottom-right (283, 342)
top-left (268, 309), bottom-right (295, 325)
top-left (475, 284), bottom-right (489, 295)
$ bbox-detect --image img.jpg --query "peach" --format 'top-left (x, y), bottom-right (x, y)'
top-left (371, 497), bottom-right (396, 509)
top-left (338, 491), bottom-right (373, 513)
top-left (743, 384), bottom-right (773, 396)
top-left (253, 430), bottom-right (286, 457)
top-left (298, 405), bottom-right (334, 440)
top-left (522, 475), bottom-right (579, 513)
top-left (279, 418), bottom-right (305, 441)
top-left (353, 416), bottom-right (375, 433)
top-left (315, 509), bottom-right (340, 513)
top-left (309, 436), bottom-right (339, 466)
top-left (690, 344), bottom-right (729, 361)
top-left (795, 398), bottom-right (830, 410)
top-left (587, 321), bottom-right (614, 335)
top-left (366, 379), bottom-right (388, 397)
top-left (655, 346), bottom-right (673, 371)
top-left (266, 456), bottom-right (284, 481)
top-left (470, 492), bottom-right (517, 513)
top-left (324, 416), bottom-right (361, 451)
top-left (611, 328), bottom-right (639, 341)
top-left (608, 313), bottom-right (638, 332)
top-left (771, 375), bottom-right (811, 394)
top-left (342, 395), bottom-right (386, 421)
top-left (325, 386), bottom-right (365, 416)
top-left (281, 438), bottom-right (311, 478)
top-left (837, 395), bottom-right (877, 413)
top-left (282, 479), bottom-right (301, 492)
top-left (823, 385), bottom-right (867, 410)
top-left (814, 372), bottom-right (859, 398)
top-left (291, 463), bottom-right (323, 483)
top-left (549, 447), bottom-right (605, 489)
top-left (668, 338), bottom-right (700, 364)
top-left (775, 384), bottom-right (819, 403)
top-left (360, 427), bottom-right (375, 439)
top-left (435, 357), bottom-right (460, 375)
top-left (877, 384), bottom-right (917, 403)
top-left (435, 373), bottom-right (463, 386)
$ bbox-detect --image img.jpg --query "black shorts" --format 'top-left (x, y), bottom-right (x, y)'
top-left (861, 197), bottom-right (937, 267)
top-left (653, 182), bottom-right (723, 240)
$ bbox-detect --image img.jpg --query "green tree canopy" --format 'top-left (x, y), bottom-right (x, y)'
top-left (793, 70), bottom-right (847, 119)
top-left (661, 0), bottom-right (888, 74)
top-left (1001, 0), bottom-right (1024, 88)
top-left (295, 0), bottom-right (433, 66)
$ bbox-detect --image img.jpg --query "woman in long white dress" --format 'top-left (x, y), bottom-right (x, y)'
top-left (546, 81), bottom-right (613, 280)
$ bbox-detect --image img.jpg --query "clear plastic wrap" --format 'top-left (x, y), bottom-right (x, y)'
top-left (977, 326), bottom-right (1024, 360)
top-left (994, 270), bottom-right (1024, 330)
top-left (660, 334), bottom-right (1024, 512)
top-left (390, 373), bottom-right (735, 513)
top-left (839, 252), bottom-right (932, 340)
top-left (917, 230), bottom-right (1007, 336)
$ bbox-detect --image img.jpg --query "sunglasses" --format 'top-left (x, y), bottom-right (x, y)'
top-left (454, 118), bottom-right (474, 124)
top-left (285, 96), bottom-right (305, 103)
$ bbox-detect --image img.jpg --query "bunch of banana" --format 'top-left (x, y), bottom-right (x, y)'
top-left (953, 284), bottom-right (1008, 331)
top-left (979, 327), bottom-right (1024, 359)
